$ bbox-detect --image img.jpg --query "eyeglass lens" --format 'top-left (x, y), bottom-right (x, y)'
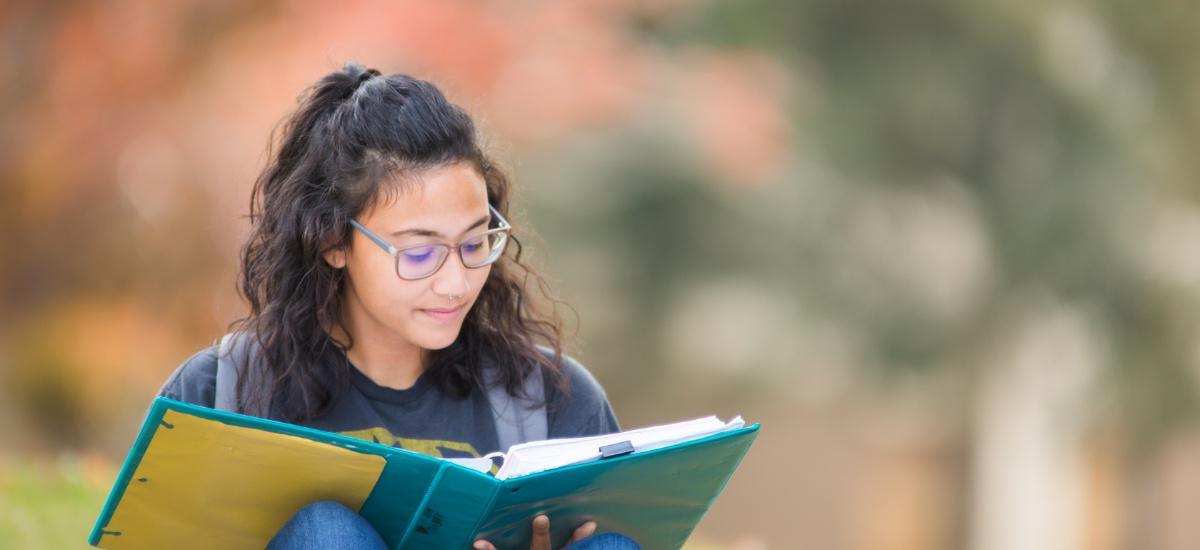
top-left (395, 230), bottom-right (508, 280)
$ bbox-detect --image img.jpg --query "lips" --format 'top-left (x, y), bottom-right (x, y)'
top-left (420, 305), bottom-right (465, 322)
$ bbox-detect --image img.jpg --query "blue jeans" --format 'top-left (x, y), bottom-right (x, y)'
top-left (266, 501), bottom-right (641, 549)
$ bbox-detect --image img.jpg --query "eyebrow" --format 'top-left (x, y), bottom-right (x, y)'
top-left (389, 214), bottom-right (490, 239)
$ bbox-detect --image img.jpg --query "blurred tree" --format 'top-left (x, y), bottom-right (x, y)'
top-left (3, 0), bottom-right (1199, 547)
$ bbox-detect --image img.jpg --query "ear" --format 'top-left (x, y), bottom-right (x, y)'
top-left (322, 240), bottom-right (347, 269)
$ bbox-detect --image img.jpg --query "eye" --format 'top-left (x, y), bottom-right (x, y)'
top-left (461, 235), bottom-right (489, 256)
top-left (401, 246), bottom-right (438, 264)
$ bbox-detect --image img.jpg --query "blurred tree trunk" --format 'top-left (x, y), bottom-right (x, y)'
top-left (969, 300), bottom-right (1098, 550)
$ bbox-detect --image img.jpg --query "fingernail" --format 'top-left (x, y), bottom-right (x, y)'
top-left (473, 542), bottom-right (486, 549)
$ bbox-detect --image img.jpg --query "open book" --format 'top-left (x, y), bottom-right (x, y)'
top-left (442, 415), bottom-right (746, 479)
top-left (89, 398), bottom-right (758, 550)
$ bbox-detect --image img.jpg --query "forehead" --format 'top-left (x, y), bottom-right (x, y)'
top-left (364, 163), bottom-right (489, 227)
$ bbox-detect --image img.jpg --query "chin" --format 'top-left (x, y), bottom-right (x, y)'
top-left (416, 328), bottom-right (465, 351)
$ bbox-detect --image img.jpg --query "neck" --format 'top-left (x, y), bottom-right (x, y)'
top-left (333, 295), bottom-right (427, 391)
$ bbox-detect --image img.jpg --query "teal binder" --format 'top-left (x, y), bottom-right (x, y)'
top-left (89, 397), bottom-right (758, 549)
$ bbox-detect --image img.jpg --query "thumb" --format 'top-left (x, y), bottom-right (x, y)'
top-left (530, 514), bottom-right (552, 550)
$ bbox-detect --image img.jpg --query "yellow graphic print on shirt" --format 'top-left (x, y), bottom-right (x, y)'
top-left (339, 426), bottom-right (481, 459)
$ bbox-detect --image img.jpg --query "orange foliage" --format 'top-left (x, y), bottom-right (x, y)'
top-left (0, 0), bottom-right (793, 454)
top-left (679, 50), bottom-right (794, 187)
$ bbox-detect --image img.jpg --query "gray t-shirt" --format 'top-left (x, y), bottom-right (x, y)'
top-left (158, 344), bottom-right (620, 460)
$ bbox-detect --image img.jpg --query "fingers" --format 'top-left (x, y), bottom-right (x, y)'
top-left (530, 514), bottom-right (552, 550)
top-left (570, 521), bottom-right (597, 543)
top-left (478, 515), bottom-right (594, 550)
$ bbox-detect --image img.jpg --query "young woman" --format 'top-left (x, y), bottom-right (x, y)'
top-left (159, 64), bottom-right (640, 550)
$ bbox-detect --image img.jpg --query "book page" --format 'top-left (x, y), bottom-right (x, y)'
top-left (495, 416), bottom-right (744, 479)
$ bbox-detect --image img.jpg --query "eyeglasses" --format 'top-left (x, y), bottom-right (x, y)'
top-left (349, 205), bottom-right (512, 281)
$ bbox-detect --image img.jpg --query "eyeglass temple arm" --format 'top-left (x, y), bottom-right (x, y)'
top-left (349, 219), bottom-right (398, 254)
top-left (488, 204), bottom-right (511, 228)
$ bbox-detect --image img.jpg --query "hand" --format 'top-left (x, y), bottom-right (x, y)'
top-left (474, 514), bottom-right (597, 550)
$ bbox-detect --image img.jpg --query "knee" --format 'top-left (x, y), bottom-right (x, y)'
top-left (572, 532), bottom-right (642, 550)
top-left (597, 533), bottom-right (641, 549)
top-left (291, 500), bottom-right (358, 523)
top-left (268, 500), bottom-right (385, 550)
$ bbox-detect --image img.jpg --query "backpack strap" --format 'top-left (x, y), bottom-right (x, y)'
top-left (485, 356), bottom-right (548, 453)
top-left (213, 333), bottom-right (238, 413)
top-left (213, 332), bottom-right (271, 417)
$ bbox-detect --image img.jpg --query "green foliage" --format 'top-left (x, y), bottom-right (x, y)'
top-left (0, 456), bottom-right (111, 550)
top-left (573, 0), bottom-right (1200, 438)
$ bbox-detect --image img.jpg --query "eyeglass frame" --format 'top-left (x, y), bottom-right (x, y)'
top-left (348, 204), bottom-right (512, 281)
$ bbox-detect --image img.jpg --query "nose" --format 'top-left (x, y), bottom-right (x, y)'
top-left (431, 248), bottom-right (470, 299)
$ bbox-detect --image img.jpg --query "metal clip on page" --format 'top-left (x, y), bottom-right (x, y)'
top-left (598, 440), bottom-right (635, 459)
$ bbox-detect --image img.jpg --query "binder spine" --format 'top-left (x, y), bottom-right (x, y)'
top-left (465, 476), bottom-right (505, 545)
top-left (395, 463), bottom-right (448, 549)
top-left (396, 463), bottom-right (499, 549)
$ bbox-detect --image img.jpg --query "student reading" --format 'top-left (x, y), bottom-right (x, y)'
top-left (158, 64), bottom-right (640, 550)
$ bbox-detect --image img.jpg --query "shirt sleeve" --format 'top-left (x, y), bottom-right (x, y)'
top-left (545, 353), bottom-right (621, 438)
top-left (157, 345), bottom-right (219, 408)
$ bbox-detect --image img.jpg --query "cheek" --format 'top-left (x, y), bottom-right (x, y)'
top-left (347, 255), bottom-right (417, 307)
top-left (469, 266), bottom-right (493, 294)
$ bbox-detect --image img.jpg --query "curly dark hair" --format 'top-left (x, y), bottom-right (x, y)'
top-left (231, 64), bottom-right (569, 422)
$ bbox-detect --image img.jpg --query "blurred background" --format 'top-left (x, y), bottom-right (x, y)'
top-left (2, 0), bottom-right (1199, 548)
